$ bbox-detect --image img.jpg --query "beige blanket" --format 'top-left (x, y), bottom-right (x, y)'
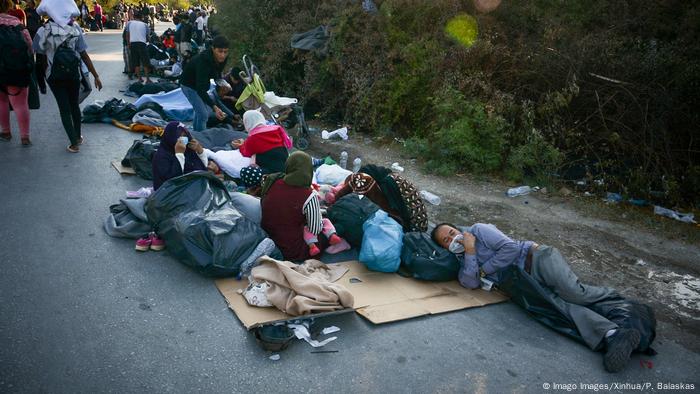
top-left (251, 257), bottom-right (354, 316)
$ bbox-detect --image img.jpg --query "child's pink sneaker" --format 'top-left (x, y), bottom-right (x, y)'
top-left (135, 236), bottom-right (151, 252)
top-left (149, 233), bottom-right (166, 251)
top-left (309, 244), bottom-right (321, 257)
top-left (329, 234), bottom-right (343, 245)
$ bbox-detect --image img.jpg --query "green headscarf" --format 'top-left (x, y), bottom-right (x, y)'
top-left (260, 151), bottom-right (313, 196)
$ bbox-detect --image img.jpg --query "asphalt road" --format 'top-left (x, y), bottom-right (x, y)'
top-left (1, 26), bottom-right (698, 394)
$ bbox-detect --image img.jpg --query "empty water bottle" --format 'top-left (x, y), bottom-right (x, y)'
top-left (419, 190), bottom-right (441, 205)
top-left (339, 151), bottom-right (348, 169)
top-left (506, 186), bottom-right (532, 197)
top-left (352, 157), bottom-right (362, 173)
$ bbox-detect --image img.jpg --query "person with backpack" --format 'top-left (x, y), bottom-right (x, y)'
top-left (431, 222), bottom-right (655, 373)
top-left (0, 0), bottom-right (34, 146)
top-left (33, 16), bottom-right (102, 153)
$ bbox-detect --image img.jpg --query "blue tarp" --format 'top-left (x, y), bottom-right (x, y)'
top-left (134, 88), bottom-right (194, 122)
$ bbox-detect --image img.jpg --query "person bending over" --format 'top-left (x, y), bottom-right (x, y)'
top-left (180, 34), bottom-right (228, 131)
top-left (432, 222), bottom-right (651, 373)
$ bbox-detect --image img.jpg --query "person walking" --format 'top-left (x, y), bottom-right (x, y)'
top-left (180, 35), bottom-right (229, 131)
top-left (93, 1), bottom-right (103, 31)
top-left (125, 12), bottom-right (151, 83)
top-left (33, 16), bottom-right (102, 152)
top-left (0, 0), bottom-right (34, 146)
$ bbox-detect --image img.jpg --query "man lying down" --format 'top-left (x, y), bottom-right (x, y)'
top-left (432, 222), bottom-right (656, 373)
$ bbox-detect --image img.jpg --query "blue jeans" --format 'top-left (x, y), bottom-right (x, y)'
top-left (181, 85), bottom-right (212, 131)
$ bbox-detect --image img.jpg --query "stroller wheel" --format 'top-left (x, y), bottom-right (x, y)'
top-left (295, 137), bottom-right (309, 150)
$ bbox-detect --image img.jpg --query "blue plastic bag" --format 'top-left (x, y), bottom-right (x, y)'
top-left (359, 210), bottom-right (403, 272)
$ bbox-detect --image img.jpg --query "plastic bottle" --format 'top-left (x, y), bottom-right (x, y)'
top-left (352, 157), bottom-right (362, 173)
top-left (339, 151), bottom-right (348, 169)
top-left (419, 190), bottom-right (441, 205)
top-left (390, 162), bottom-right (404, 172)
top-left (506, 186), bottom-right (532, 197)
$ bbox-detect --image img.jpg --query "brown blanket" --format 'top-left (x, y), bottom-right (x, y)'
top-left (251, 257), bottom-right (354, 316)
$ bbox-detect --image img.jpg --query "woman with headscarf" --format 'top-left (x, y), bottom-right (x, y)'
top-left (152, 121), bottom-right (208, 190)
top-left (232, 109), bottom-right (293, 188)
top-left (260, 151), bottom-right (348, 261)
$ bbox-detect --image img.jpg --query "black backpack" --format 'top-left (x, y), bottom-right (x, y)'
top-left (399, 232), bottom-right (460, 281)
top-left (0, 25), bottom-right (33, 88)
top-left (49, 39), bottom-right (81, 82)
top-left (326, 193), bottom-right (380, 247)
top-left (121, 138), bottom-right (160, 180)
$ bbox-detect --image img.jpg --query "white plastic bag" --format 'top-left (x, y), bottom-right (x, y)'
top-left (37, 0), bottom-right (80, 27)
top-left (314, 164), bottom-right (352, 186)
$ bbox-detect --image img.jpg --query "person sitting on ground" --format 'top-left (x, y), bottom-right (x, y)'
top-left (231, 110), bottom-right (293, 187)
top-left (205, 79), bottom-right (240, 128)
top-left (260, 151), bottom-right (348, 261)
top-left (180, 34), bottom-right (228, 131)
top-left (125, 12), bottom-right (151, 83)
top-left (431, 222), bottom-right (652, 373)
top-left (152, 121), bottom-right (208, 190)
top-left (220, 67), bottom-right (245, 113)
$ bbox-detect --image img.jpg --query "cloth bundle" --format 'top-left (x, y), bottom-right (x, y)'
top-left (250, 257), bottom-right (354, 316)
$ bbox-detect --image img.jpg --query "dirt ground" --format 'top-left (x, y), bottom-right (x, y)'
top-left (305, 129), bottom-right (700, 352)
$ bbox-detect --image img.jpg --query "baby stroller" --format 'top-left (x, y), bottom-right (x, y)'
top-left (235, 55), bottom-right (311, 150)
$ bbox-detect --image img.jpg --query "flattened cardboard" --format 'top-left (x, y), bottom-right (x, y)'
top-left (111, 160), bottom-right (136, 175)
top-left (215, 261), bottom-right (508, 329)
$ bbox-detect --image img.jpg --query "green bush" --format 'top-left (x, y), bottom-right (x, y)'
top-left (212, 0), bottom-right (700, 207)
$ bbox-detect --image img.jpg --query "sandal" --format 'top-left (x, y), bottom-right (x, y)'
top-left (0, 132), bottom-right (11, 142)
top-left (21, 137), bottom-right (31, 146)
top-left (67, 144), bottom-right (80, 153)
top-left (77, 135), bottom-right (84, 145)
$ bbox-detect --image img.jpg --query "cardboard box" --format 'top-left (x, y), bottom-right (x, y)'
top-left (111, 160), bottom-right (136, 175)
top-left (215, 261), bottom-right (508, 329)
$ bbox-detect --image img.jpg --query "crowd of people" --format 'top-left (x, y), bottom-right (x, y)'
top-left (0, 0), bottom-right (654, 375)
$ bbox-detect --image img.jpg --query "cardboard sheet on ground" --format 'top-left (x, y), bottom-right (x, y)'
top-left (215, 260), bottom-right (508, 329)
top-left (111, 160), bottom-right (136, 175)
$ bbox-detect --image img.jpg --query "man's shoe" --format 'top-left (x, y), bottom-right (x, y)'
top-left (21, 137), bottom-right (31, 146)
top-left (0, 132), bottom-right (11, 141)
top-left (149, 233), bottom-right (166, 251)
top-left (603, 328), bottom-right (640, 373)
top-left (135, 236), bottom-right (152, 252)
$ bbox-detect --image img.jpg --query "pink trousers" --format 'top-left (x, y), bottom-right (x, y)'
top-left (303, 218), bottom-right (337, 245)
top-left (0, 86), bottom-right (30, 139)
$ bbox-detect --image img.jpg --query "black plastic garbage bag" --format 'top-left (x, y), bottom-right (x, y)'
top-left (499, 266), bottom-right (657, 353)
top-left (399, 232), bottom-right (460, 281)
top-left (291, 26), bottom-right (330, 53)
top-left (145, 172), bottom-right (270, 277)
top-left (82, 97), bottom-right (138, 123)
top-left (121, 138), bottom-right (160, 180)
top-left (104, 198), bottom-right (152, 239)
top-left (327, 193), bottom-right (379, 247)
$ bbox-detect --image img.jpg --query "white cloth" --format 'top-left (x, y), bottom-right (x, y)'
top-left (314, 164), bottom-right (352, 186)
top-left (126, 20), bottom-right (149, 43)
top-left (36, 0), bottom-right (80, 27)
top-left (205, 148), bottom-right (251, 178)
top-left (195, 16), bottom-right (204, 31)
top-left (264, 91), bottom-right (298, 108)
top-left (243, 110), bottom-right (266, 132)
